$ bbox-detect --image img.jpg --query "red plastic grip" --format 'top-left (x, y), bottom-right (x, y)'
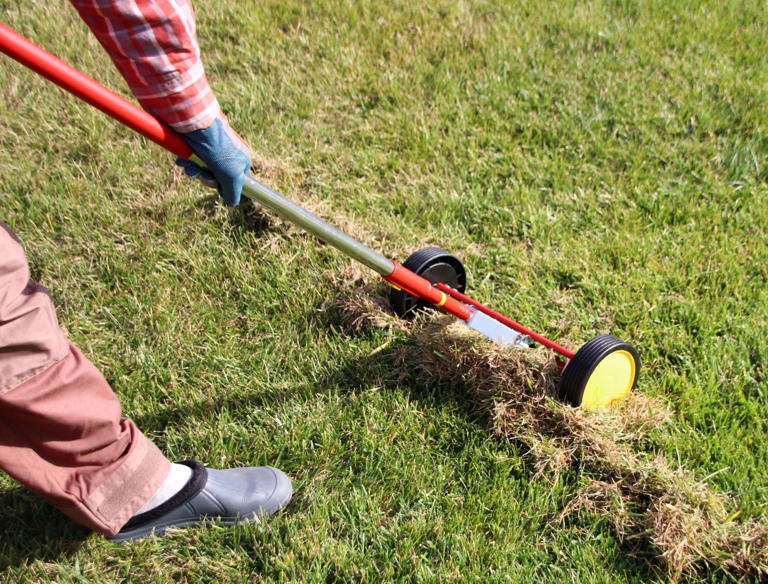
top-left (0, 21), bottom-right (193, 159)
top-left (384, 262), bottom-right (473, 321)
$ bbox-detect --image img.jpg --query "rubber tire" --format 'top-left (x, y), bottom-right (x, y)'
top-left (559, 334), bottom-right (640, 408)
top-left (390, 247), bottom-right (467, 318)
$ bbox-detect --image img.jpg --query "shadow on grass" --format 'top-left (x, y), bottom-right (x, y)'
top-left (0, 487), bottom-right (90, 569)
top-left (193, 193), bottom-right (275, 237)
top-left (226, 198), bottom-right (274, 234)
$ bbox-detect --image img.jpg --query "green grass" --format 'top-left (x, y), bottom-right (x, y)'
top-left (1, 0), bottom-right (767, 581)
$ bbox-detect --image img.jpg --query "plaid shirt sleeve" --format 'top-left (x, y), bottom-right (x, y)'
top-left (70, 0), bottom-right (220, 132)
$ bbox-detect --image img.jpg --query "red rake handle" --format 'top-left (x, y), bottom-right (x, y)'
top-left (0, 19), bottom-right (573, 349)
top-left (0, 20), bottom-right (193, 159)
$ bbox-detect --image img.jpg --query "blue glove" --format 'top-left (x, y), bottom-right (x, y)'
top-left (176, 114), bottom-right (251, 207)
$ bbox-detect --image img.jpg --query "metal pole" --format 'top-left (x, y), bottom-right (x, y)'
top-left (242, 176), bottom-right (394, 276)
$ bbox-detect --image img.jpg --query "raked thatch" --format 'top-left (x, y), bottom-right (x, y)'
top-left (331, 264), bottom-right (768, 582)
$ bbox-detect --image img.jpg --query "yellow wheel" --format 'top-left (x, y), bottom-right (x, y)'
top-left (559, 335), bottom-right (640, 409)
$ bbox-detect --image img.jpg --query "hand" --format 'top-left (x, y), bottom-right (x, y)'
top-left (176, 114), bottom-right (251, 207)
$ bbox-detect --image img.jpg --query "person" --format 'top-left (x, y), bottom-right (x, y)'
top-left (0, 0), bottom-right (292, 543)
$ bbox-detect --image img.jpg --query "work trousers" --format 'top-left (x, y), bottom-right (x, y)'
top-left (0, 223), bottom-right (170, 535)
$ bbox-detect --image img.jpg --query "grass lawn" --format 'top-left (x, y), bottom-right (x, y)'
top-left (1, 0), bottom-right (766, 582)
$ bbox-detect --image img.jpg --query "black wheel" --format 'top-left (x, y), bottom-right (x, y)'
top-left (390, 247), bottom-right (467, 318)
top-left (559, 335), bottom-right (640, 408)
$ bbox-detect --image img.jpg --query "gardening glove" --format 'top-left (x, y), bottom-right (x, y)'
top-left (176, 114), bottom-right (251, 207)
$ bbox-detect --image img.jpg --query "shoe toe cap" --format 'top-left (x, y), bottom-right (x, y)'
top-left (204, 466), bottom-right (292, 518)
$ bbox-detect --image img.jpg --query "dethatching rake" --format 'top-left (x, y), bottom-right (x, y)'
top-left (0, 21), bottom-right (639, 408)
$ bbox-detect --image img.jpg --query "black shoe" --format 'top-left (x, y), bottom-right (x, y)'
top-left (108, 460), bottom-right (292, 543)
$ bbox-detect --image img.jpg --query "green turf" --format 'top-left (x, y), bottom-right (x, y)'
top-left (1, 0), bottom-right (766, 581)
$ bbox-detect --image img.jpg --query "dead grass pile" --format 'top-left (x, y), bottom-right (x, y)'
top-left (331, 268), bottom-right (768, 582)
top-left (330, 263), bottom-right (411, 334)
top-left (415, 322), bottom-right (767, 581)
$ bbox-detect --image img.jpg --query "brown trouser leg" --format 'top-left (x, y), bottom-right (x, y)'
top-left (0, 223), bottom-right (170, 535)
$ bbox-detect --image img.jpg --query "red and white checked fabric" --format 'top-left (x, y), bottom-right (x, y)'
top-left (70, 0), bottom-right (219, 132)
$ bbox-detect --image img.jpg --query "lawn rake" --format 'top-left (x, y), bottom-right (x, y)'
top-left (0, 21), bottom-right (639, 408)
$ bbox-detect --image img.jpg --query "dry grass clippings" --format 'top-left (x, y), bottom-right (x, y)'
top-left (331, 268), bottom-right (768, 581)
